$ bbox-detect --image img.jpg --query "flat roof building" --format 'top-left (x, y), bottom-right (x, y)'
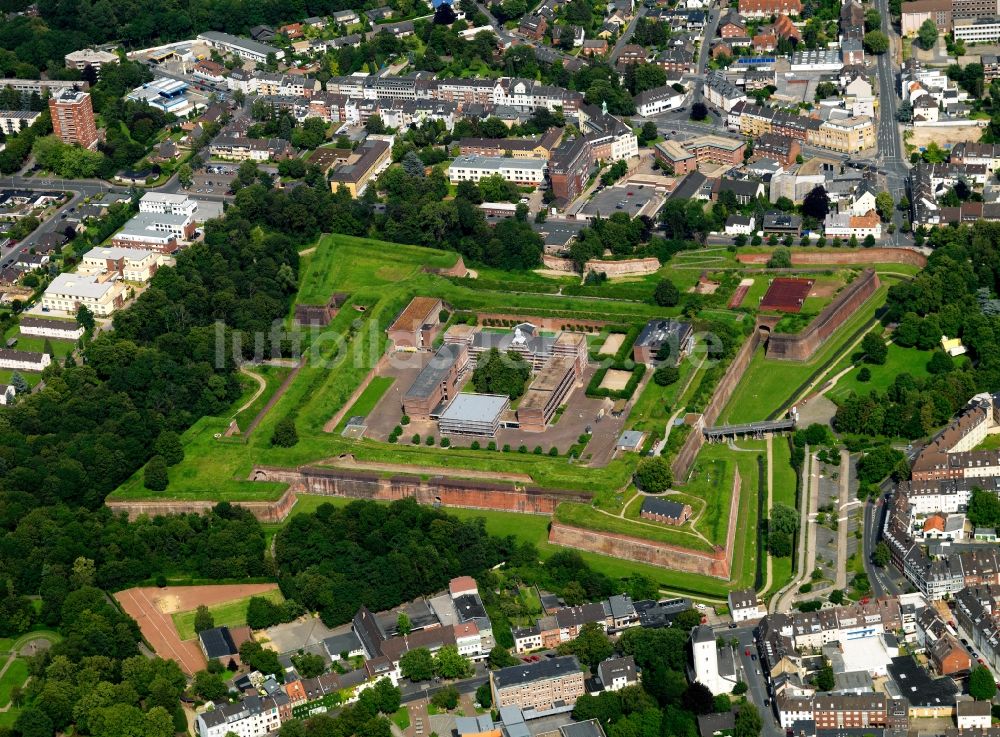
top-left (448, 155), bottom-right (547, 187)
top-left (65, 48), bottom-right (118, 74)
top-left (438, 394), bottom-right (510, 437)
top-left (197, 31), bottom-right (285, 63)
top-left (329, 138), bottom-right (392, 197)
top-left (403, 343), bottom-right (469, 420)
top-left (49, 88), bottom-right (98, 150)
top-left (41, 273), bottom-right (126, 316)
top-left (517, 355), bottom-right (578, 432)
top-left (491, 655), bottom-right (586, 714)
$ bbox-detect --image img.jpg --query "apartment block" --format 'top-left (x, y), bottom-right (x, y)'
top-left (491, 656), bottom-right (586, 713)
top-left (79, 246), bottom-right (160, 282)
top-left (49, 88), bottom-right (98, 149)
top-left (41, 273), bottom-right (126, 316)
top-left (447, 155), bottom-right (546, 186)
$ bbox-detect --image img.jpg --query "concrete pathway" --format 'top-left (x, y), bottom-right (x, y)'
top-left (762, 434), bottom-right (774, 597)
top-left (835, 449), bottom-right (850, 591)
top-left (770, 449), bottom-right (815, 613)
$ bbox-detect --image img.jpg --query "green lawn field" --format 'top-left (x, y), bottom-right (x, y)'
top-left (172, 589), bottom-right (284, 640)
top-left (0, 658), bottom-right (28, 708)
top-left (824, 344), bottom-right (934, 403)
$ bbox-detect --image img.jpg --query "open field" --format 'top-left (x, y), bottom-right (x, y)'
top-left (720, 281), bottom-right (892, 424)
top-left (824, 344), bottom-right (935, 403)
top-left (115, 584), bottom-right (280, 674)
top-left (172, 589), bottom-right (285, 640)
top-left (555, 502), bottom-right (715, 552)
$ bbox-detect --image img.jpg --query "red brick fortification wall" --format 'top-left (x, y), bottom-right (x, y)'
top-left (671, 327), bottom-right (766, 480)
top-left (106, 488), bottom-right (298, 522)
top-left (765, 269), bottom-right (880, 362)
top-left (548, 522), bottom-right (731, 578)
top-left (425, 255), bottom-right (468, 277)
top-left (251, 465), bottom-right (592, 514)
top-left (736, 248), bottom-right (926, 268)
top-left (477, 313), bottom-right (609, 331)
top-left (542, 255), bottom-right (662, 276)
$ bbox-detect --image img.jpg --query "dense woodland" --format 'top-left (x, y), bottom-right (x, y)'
top-left (834, 222), bottom-right (1000, 439)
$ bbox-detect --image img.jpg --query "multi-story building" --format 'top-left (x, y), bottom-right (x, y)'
top-left (901, 0), bottom-right (953, 34)
top-left (738, 0), bottom-right (802, 17)
top-left (984, 54), bottom-right (1000, 81)
top-left (0, 110), bottom-right (41, 135)
top-left (493, 78), bottom-right (583, 115)
top-left (810, 694), bottom-right (909, 730)
top-left (79, 246), bottom-right (160, 283)
top-left (728, 589), bottom-right (765, 623)
top-left (401, 343), bottom-right (469, 420)
top-left (754, 133), bottom-right (800, 167)
top-left (704, 72), bottom-right (748, 112)
top-left (49, 88), bottom-right (98, 149)
top-left (197, 31), bottom-right (284, 63)
top-left (954, 17), bottom-right (1000, 42)
top-left (0, 78), bottom-right (83, 96)
top-left (328, 138), bottom-right (393, 196)
top-left (447, 155), bottom-right (546, 186)
top-left (597, 656), bottom-right (638, 691)
top-left (548, 136), bottom-right (591, 204)
top-left (209, 136), bottom-right (294, 162)
top-left (111, 211), bottom-right (195, 253)
top-left (0, 349), bottom-right (51, 372)
top-left (823, 209), bottom-right (882, 239)
top-left (954, 0), bottom-right (1000, 19)
top-left (808, 116), bottom-right (876, 153)
top-left (459, 128), bottom-right (563, 158)
top-left (634, 86), bottom-right (686, 116)
top-left (139, 192), bottom-right (199, 218)
top-left (490, 656), bottom-right (586, 713)
top-left (65, 48), bottom-right (119, 74)
top-left (195, 695), bottom-right (285, 737)
top-left (951, 141), bottom-right (1000, 170)
top-left (41, 273), bottom-right (126, 316)
top-left (18, 316), bottom-right (84, 341)
top-left (692, 625), bottom-right (739, 695)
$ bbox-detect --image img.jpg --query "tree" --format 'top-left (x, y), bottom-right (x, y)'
top-left (433, 645), bottom-right (473, 679)
top-left (292, 652), bottom-right (326, 678)
top-left (654, 278), bottom-right (680, 306)
top-left (472, 348), bottom-right (531, 399)
top-left (178, 163), bottom-right (193, 189)
top-left (815, 663), bottom-right (834, 691)
top-left (875, 191), bottom-right (894, 222)
top-left (271, 416), bottom-right (299, 447)
top-left (76, 304), bottom-right (96, 332)
top-left (734, 703), bottom-right (762, 737)
top-left (918, 18), bottom-right (938, 49)
top-left (559, 622), bottom-right (613, 670)
top-left (863, 31), bottom-right (889, 54)
top-left (402, 151), bottom-right (426, 178)
top-left (640, 121), bottom-right (658, 144)
top-left (802, 186), bottom-right (831, 220)
top-left (400, 648), bottom-right (435, 681)
top-left (690, 102), bottom-right (708, 121)
top-left (856, 446), bottom-right (906, 484)
top-left (767, 247), bottom-right (792, 268)
top-left (155, 430), bottom-right (184, 466)
top-left (872, 542), bottom-right (891, 567)
top-left (193, 605), bottom-right (214, 634)
top-left (654, 365), bottom-right (680, 386)
top-left (489, 646), bottom-right (518, 669)
top-left (861, 331), bottom-right (887, 365)
top-left (144, 455), bottom-right (168, 491)
top-left (683, 682), bottom-right (715, 714)
top-left (476, 683), bottom-right (492, 708)
top-left (864, 7), bottom-right (882, 31)
top-left (634, 457), bottom-right (673, 493)
top-left (396, 613), bottom-right (412, 635)
top-left (858, 367), bottom-right (872, 382)
top-left (371, 678), bottom-right (401, 714)
top-left (970, 665), bottom-right (997, 701)
top-left (431, 685), bottom-right (460, 710)
top-left (10, 372), bottom-right (28, 396)
top-left (193, 670), bottom-right (228, 701)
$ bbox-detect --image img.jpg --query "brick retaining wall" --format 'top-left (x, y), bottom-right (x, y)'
top-left (736, 248), bottom-right (926, 268)
top-left (542, 255), bottom-right (662, 276)
top-left (106, 487), bottom-right (298, 522)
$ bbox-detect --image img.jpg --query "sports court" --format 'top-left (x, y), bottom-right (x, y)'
top-left (760, 277), bottom-right (815, 313)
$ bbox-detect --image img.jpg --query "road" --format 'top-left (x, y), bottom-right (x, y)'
top-left (609, 5), bottom-right (649, 65)
top-left (691, 6), bottom-right (721, 108)
top-left (862, 495), bottom-right (904, 598)
top-left (717, 624), bottom-right (784, 737)
top-left (870, 0), bottom-right (911, 238)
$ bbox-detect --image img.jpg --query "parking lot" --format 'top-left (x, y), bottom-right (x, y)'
top-left (191, 164), bottom-right (237, 194)
top-left (577, 184), bottom-right (658, 220)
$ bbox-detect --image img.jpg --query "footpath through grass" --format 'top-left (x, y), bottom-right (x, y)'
top-left (172, 589), bottom-right (284, 640)
top-left (824, 343), bottom-right (934, 403)
top-left (0, 659), bottom-right (28, 708)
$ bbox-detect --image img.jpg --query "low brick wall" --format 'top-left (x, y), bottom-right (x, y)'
top-left (541, 255), bottom-right (661, 276)
top-left (548, 522), bottom-right (730, 578)
top-left (547, 466), bottom-right (741, 580)
top-left (107, 488), bottom-right (298, 522)
top-left (736, 248), bottom-right (926, 268)
top-left (251, 465), bottom-right (592, 514)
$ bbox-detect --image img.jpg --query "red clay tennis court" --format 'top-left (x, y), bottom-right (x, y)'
top-left (760, 277), bottom-right (815, 313)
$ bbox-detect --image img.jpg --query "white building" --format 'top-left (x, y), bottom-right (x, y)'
top-left (824, 210), bottom-right (881, 239)
top-left (0, 384), bottom-right (14, 405)
top-left (79, 246), bottom-right (159, 283)
top-left (704, 72), bottom-right (748, 112)
top-left (728, 588), bottom-right (764, 623)
top-left (850, 183), bottom-right (879, 216)
top-left (597, 656), bottom-right (638, 691)
top-left (0, 349), bottom-right (50, 372)
top-left (65, 49), bottom-right (119, 74)
top-left (954, 18), bottom-right (1000, 43)
top-left (139, 192), bottom-right (199, 217)
top-left (724, 214), bottom-right (755, 235)
top-left (634, 85), bottom-right (686, 116)
top-left (196, 31), bottom-right (284, 63)
top-left (111, 211), bottom-right (194, 252)
top-left (195, 696), bottom-right (283, 737)
top-left (448, 155), bottom-right (547, 186)
top-left (0, 110), bottom-right (41, 135)
top-left (18, 316), bottom-right (84, 340)
top-left (956, 700), bottom-right (991, 730)
top-left (455, 622), bottom-right (482, 659)
top-left (41, 274), bottom-right (126, 316)
top-left (692, 625), bottom-right (738, 695)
